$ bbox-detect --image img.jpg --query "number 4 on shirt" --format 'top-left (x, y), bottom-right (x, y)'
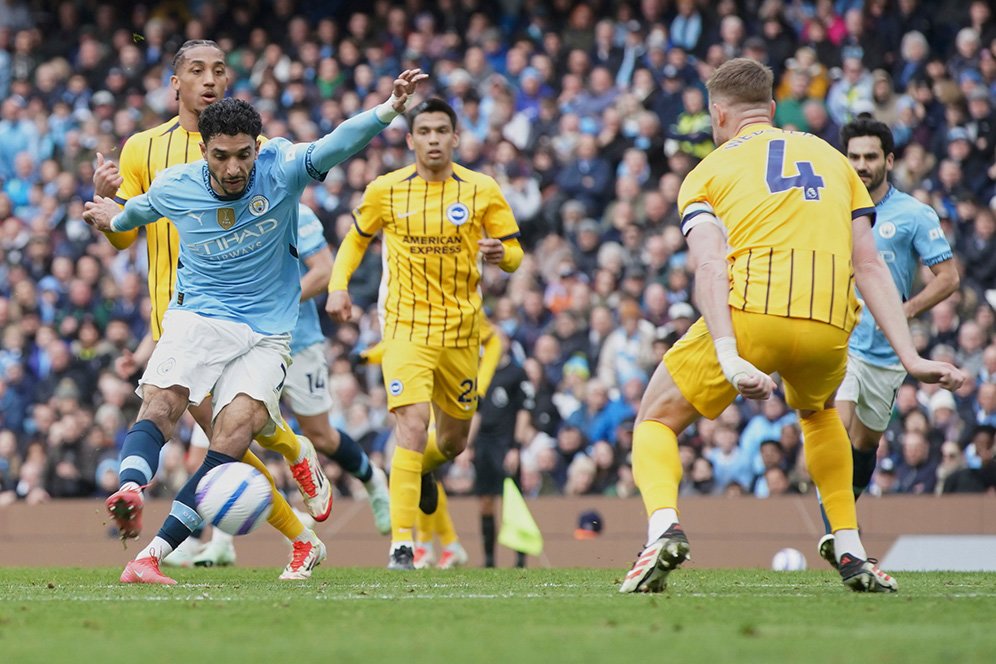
top-left (765, 139), bottom-right (824, 201)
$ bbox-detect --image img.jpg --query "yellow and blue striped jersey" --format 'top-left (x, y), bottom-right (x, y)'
top-left (678, 124), bottom-right (875, 332)
top-left (104, 117), bottom-right (203, 339)
top-left (352, 163), bottom-right (519, 348)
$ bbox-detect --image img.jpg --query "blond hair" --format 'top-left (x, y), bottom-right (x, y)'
top-left (706, 57), bottom-right (773, 106)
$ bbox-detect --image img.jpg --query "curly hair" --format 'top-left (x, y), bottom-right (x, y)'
top-left (197, 98), bottom-right (262, 144)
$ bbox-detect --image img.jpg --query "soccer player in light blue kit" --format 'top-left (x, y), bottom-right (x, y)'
top-left (277, 204), bottom-right (391, 533)
top-left (817, 117), bottom-right (959, 568)
top-left (83, 69), bottom-right (427, 585)
top-left (179, 203), bottom-right (392, 568)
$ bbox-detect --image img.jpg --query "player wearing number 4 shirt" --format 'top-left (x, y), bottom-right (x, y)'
top-left (620, 58), bottom-right (964, 595)
top-left (326, 98), bottom-right (523, 570)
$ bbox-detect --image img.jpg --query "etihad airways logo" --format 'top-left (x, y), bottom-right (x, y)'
top-left (188, 218), bottom-right (280, 258)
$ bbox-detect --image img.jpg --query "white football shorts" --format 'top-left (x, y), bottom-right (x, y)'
top-left (835, 354), bottom-right (907, 432)
top-left (282, 342), bottom-right (333, 417)
top-left (139, 309), bottom-right (291, 434)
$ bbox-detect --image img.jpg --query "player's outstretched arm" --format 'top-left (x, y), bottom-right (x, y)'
top-left (852, 215), bottom-right (966, 390)
top-left (309, 69), bottom-right (428, 174)
top-left (83, 194), bottom-right (161, 233)
top-left (687, 218), bottom-right (775, 400)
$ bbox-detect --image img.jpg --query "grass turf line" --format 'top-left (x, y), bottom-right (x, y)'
top-left (1, 567), bottom-right (993, 664)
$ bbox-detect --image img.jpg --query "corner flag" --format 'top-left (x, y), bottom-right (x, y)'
top-left (498, 478), bottom-right (543, 556)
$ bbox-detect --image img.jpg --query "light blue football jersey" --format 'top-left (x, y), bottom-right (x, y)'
top-left (113, 108), bottom-right (389, 335)
top-left (291, 204), bottom-right (328, 354)
top-left (849, 186), bottom-right (953, 367)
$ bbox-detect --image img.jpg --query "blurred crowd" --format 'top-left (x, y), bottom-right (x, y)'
top-left (1, 0), bottom-right (995, 508)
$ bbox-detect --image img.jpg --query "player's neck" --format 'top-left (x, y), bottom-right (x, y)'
top-left (178, 105), bottom-right (200, 133)
top-left (869, 180), bottom-right (890, 204)
top-left (416, 162), bottom-right (453, 182)
top-left (733, 112), bottom-right (771, 135)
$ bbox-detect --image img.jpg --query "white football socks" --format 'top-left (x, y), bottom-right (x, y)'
top-left (646, 508), bottom-right (679, 546)
top-left (138, 536), bottom-right (174, 562)
top-left (834, 529), bottom-right (867, 562)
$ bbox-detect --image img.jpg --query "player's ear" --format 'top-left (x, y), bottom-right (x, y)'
top-left (885, 151), bottom-right (894, 170)
top-left (452, 129), bottom-right (460, 149)
top-left (769, 99), bottom-right (776, 119)
top-left (406, 132), bottom-right (414, 151)
top-left (255, 138), bottom-right (262, 154)
top-left (199, 141), bottom-right (207, 158)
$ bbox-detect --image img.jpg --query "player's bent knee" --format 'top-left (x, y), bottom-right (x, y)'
top-left (137, 385), bottom-right (189, 437)
top-left (637, 385), bottom-right (697, 431)
top-left (213, 396), bottom-right (270, 457)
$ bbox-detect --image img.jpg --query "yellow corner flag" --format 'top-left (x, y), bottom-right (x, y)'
top-left (498, 478), bottom-right (543, 556)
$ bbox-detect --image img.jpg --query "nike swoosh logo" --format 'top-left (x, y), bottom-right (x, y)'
top-left (397, 211), bottom-right (418, 218)
top-left (135, 570), bottom-right (145, 579)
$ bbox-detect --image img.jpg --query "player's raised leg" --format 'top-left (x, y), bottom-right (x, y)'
top-left (296, 410), bottom-right (389, 534)
top-left (106, 384), bottom-right (189, 541)
top-left (256, 418), bottom-right (332, 522)
top-left (122, 394), bottom-right (266, 584)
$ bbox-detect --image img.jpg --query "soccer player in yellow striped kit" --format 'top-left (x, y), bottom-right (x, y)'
top-left (327, 98), bottom-right (522, 569)
top-left (620, 58), bottom-right (964, 594)
top-left (361, 313), bottom-right (503, 569)
top-left (95, 40), bottom-right (333, 579)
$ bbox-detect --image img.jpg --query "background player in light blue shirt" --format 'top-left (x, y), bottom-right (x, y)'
top-left (817, 117), bottom-right (959, 568)
top-left (280, 204), bottom-right (391, 535)
top-left (83, 70), bottom-right (426, 584)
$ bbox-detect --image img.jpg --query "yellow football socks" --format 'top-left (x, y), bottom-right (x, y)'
top-left (632, 420), bottom-right (682, 517)
top-left (390, 446), bottom-right (423, 542)
top-left (422, 429), bottom-right (449, 474)
top-left (801, 408), bottom-right (858, 531)
top-left (241, 450), bottom-right (305, 540)
top-left (434, 482), bottom-right (458, 547)
top-left (361, 342), bottom-right (385, 365)
top-left (415, 508), bottom-right (434, 544)
top-left (255, 417), bottom-right (303, 462)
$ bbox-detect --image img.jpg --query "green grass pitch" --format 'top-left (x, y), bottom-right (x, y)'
top-left (2, 567), bottom-right (993, 663)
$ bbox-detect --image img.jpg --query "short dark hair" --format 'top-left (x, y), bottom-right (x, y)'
top-left (173, 39), bottom-right (223, 71)
top-left (840, 117), bottom-right (894, 157)
top-left (407, 97), bottom-right (458, 131)
top-left (198, 98), bottom-right (262, 144)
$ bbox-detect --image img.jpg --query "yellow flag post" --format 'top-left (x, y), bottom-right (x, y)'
top-left (498, 478), bottom-right (543, 556)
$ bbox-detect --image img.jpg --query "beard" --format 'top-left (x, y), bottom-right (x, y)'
top-left (861, 167), bottom-right (887, 192)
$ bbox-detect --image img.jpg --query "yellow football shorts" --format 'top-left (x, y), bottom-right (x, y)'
top-left (663, 309), bottom-right (850, 419)
top-left (381, 339), bottom-right (479, 420)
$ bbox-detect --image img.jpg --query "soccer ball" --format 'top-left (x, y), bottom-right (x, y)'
top-left (771, 547), bottom-right (808, 571)
top-left (195, 463), bottom-right (273, 536)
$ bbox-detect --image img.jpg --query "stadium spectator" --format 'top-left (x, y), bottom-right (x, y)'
top-left (0, 0), bottom-right (993, 511)
top-left (895, 430), bottom-right (939, 494)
